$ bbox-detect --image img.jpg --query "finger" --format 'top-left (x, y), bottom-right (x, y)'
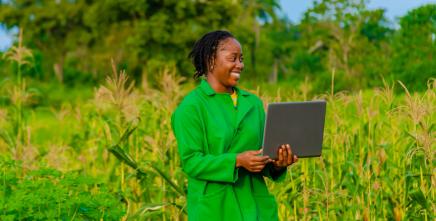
top-left (282, 145), bottom-right (288, 162)
top-left (252, 156), bottom-right (271, 164)
top-left (289, 144), bottom-right (295, 164)
top-left (248, 149), bottom-right (262, 156)
top-left (278, 145), bottom-right (284, 162)
top-left (250, 161), bottom-right (267, 166)
top-left (263, 157), bottom-right (273, 164)
top-left (253, 155), bottom-right (271, 162)
top-left (263, 158), bottom-right (273, 164)
top-left (278, 146), bottom-right (286, 166)
top-left (286, 144), bottom-right (292, 165)
top-left (254, 164), bottom-right (266, 169)
top-left (252, 165), bottom-right (266, 172)
top-left (293, 155), bottom-right (298, 163)
top-left (272, 159), bottom-right (282, 168)
top-left (276, 145), bottom-right (282, 156)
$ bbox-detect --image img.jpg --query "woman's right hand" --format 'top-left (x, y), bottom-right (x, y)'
top-left (236, 149), bottom-right (271, 172)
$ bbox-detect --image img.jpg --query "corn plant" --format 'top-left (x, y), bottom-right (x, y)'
top-left (1, 28), bottom-right (34, 162)
top-left (0, 56), bottom-right (433, 220)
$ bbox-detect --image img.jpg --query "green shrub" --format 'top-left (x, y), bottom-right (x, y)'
top-left (0, 159), bottom-right (126, 221)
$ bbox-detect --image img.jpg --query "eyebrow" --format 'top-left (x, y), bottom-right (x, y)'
top-left (225, 53), bottom-right (243, 58)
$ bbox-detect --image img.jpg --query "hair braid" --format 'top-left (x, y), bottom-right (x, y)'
top-left (188, 30), bottom-right (234, 79)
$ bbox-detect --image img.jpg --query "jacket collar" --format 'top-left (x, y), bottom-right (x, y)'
top-left (199, 79), bottom-right (250, 96)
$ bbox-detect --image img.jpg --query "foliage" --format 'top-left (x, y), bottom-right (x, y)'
top-left (0, 0), bottom-right (435, 220)
top-left (0, 0), bottom-right (273, 83)
top-left (0, 0), bottom-right (433, 91)
top-left (391, 4), bottom-right (436, 91)
top-left (0, 62), bottom-right (434, 219)
top-left (0, 158), bottom-right (126, 220)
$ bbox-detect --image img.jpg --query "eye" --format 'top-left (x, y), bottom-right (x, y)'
top-left (228, 56), bottom-right (237, 62)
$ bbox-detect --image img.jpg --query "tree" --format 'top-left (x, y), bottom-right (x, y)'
top-left (0, 0), bottom-right (93, 82)
top-left (296, 0), bottom-right (394, 90)
top-left (391, 4), bottom-right (436, 91)
top-left (0, 0), bottom-right (286, 85)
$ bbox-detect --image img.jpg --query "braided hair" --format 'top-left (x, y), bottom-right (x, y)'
top-left (189, 30), bottom-right (234, 79)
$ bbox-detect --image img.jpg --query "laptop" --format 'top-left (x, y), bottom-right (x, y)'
top-left (262, 100), bottom-right (326, 159)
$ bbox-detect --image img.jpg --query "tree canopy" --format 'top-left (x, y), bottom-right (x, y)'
top-left (0, 0), bottom-right (434, 92)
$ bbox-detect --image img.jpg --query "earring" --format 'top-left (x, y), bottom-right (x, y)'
top-left (210, 60), bottom-right (215, 71)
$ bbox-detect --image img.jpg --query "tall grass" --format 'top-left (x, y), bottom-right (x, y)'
top-left (0, 57), bottom-right (434, 220)
top-left (1, 28), bottom-right (34, 165)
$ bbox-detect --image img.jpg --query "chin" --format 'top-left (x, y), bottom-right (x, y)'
top-left (228, 79), bottom-right (239, 86)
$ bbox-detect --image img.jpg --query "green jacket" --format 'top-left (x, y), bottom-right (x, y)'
top-left (172, 80), bottom-right (285, 221)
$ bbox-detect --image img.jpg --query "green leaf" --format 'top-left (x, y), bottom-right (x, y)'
top-left (408, 189), bottom-right (428, 210)
top-left (107, 145), bottom-right (138, 170)
top-left (117, 125), bottom-right (137, 146)
top-left (145, 162), bottom-right (186, 197)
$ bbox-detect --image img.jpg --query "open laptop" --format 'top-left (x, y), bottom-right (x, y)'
top-left (262, 100), bottom-right (326, 159)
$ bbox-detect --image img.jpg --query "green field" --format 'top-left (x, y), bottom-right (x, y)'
top-left (0, 67), bottom-right (434, 220)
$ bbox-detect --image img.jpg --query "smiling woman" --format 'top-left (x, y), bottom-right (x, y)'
top-left (188, 30), bottom-right (243, 89)
top-left (171, 30), bottom-right (298, 221)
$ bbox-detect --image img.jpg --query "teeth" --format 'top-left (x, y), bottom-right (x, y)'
top-left (231, 72), bottom-right (240, 80)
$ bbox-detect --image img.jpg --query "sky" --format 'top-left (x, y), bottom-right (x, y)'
top-left (280, 0), bottom-right (435, 23)
top-left (0, 0), bottom-right (435, 51)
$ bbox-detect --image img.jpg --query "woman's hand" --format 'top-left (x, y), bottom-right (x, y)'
top-left (272, 144), bottom-right (298, 170)
top-left (236, 149), bottom-right (271, 173)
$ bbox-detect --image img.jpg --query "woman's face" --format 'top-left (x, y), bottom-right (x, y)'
top-left (208, 37), bottom-right (244, 92)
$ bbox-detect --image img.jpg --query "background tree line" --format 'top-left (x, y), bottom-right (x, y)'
top-left (0, 0), bottom-right (435, 92)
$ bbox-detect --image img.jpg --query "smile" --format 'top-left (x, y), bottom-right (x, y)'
top-left (231, 72), bottom-right (240, 80)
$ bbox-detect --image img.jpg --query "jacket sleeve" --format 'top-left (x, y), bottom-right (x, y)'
top-left (171, 104), bottom-right (239, 183)
top-left (258, 98), bottom-right (286, 181)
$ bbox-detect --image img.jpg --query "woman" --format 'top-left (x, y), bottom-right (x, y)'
top-left (171, 30), bottom-right (298, 221)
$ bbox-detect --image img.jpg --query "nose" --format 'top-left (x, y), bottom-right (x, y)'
top-left (236, 59), bottom-right (244, 71)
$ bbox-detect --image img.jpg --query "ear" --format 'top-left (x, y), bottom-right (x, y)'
top-left (208, 58), bottom-right (215, 73)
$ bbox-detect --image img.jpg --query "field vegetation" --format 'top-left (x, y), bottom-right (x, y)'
top-left (0, 0), bottom-right (434, 220)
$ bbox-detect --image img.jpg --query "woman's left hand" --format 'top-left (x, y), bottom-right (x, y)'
top-left (272, 144), bottom-right (298, 170)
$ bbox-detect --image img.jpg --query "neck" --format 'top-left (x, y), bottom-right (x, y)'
top-left (206, 75), bottom-right (233, 94)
